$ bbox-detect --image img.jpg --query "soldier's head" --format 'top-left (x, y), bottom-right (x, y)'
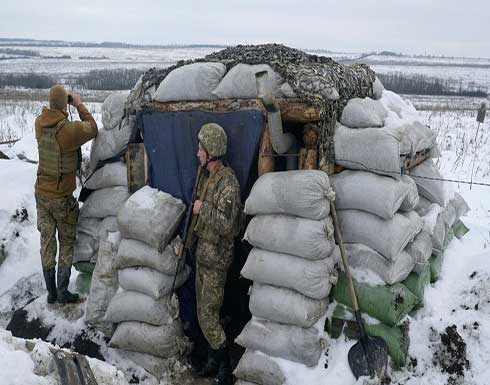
top-left (197, 123), bottom-right (227, 167)
top-left (49, 84), bottom-right (68, 111)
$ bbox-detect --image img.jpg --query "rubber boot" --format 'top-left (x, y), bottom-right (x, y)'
top-left (213, 343), bottom-right (233, 385)
top-left (42, 268), bottom-right (57, 304)
top-left (57, 266), bottom-right (80, 304)
top-left (189, 333), bottom-right (210, 374)
top-left (196, 346), bottom-right (220, 378)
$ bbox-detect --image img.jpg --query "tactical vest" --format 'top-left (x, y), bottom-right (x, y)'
top-left (38, 119), bottom-right (80, 179)
top-left (194, 166), bottom-right (241, 244)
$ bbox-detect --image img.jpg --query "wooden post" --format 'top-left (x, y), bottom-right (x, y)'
top-left (258, 122), bottom-right (275, 176)
top-left (299, 124), bottom-right (319, 170)
top-left (126, 143), bottom-right (147, 193)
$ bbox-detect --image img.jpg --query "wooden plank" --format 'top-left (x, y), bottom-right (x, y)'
top-left (258, 121), bottom-right (275, 176)
top-left (50, 348), bottom-right (100, 385)
top-left (126, 143), bottom-right (147, 193)
top-left (140, 98), bottom-right (322, 123)
top-left (403, 149), bottom-right (431, 172)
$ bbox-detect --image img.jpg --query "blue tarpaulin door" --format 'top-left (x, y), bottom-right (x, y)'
top-left (139, 109), bottom-right (264, 205)
top-left (138, 108), bottom-right (264, 341)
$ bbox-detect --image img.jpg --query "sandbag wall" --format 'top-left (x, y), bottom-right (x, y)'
top-left (74, 90), bottom-right (135, 274)
top-left (104, 186), bottom-right (190, 369)
top-left (327, 81), bottom-right (470, 368)
top-left (233, 171), bottom-right (338, 385)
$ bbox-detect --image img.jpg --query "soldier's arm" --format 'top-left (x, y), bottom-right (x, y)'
top-left (57, 104), bottom-right (98, 152)
top-left (199, 175), bottom-right (240, 236)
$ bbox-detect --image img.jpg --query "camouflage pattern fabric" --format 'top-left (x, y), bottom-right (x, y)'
top-left (193, 165), bottom-right (241, 348)
top-left (35, 193), bottom-right (79, 270)
top-left (198, 123), bottom-right (227, 158)
top-left (127, 44), bottom-right (376, 165)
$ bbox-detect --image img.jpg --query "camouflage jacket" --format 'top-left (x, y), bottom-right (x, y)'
top-left (194, 165), bottom-right (241, 245)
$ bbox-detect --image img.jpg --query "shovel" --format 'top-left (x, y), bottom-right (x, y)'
top-left (330, 201), bottom-right (388, 380)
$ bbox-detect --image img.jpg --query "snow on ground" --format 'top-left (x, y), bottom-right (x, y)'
top-left (0, 96), bottom-right (489, 384)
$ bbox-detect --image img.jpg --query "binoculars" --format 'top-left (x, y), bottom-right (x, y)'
top-left (67, 94), bottom-right (73, 104)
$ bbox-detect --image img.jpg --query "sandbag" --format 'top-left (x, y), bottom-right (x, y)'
top-left (380, 90), bottom-right (418, 119)
top-left (73, 233), bottom-right (97, 264)
top-left (338, 210), bottom-right (422, 261)
top-left (451, 192), bottom-right (470, 219)
top-left (403, 121), bottom-right (437, 155)
top-left (453, 219), bottom-right (469, 240)
top-left (372, 77), bottom-right (385, 100)
top-left (109, 321), bottom-right (186, 358)
top-left (244, 215), bottom-right (335, 260)
top-left (399, 175), bottom-right (419, 212)
top-left (80, 186), bottom-right (130, 219)
top-left (409, 159), bottom-right (447, 206)
top-left (77, 217), bottom-right (101, 239)
top-left (422, 208), bottom-right (446, 255)
top-left (102, 91), bottom-right (129, 130)
top-left (340, 97), bottom-right (387, 129)
top-left (234, 350), bottom-right (286, 385)
top-left (405, 230), bottom-right (432, 273)
top-left (429, 253), bottom-right (444, 283)
top-left (85, 162), bottom-right (127, 190)
top-left (330, 170), bottom-right (408, 219)
top-left (97, 216), bottom-right (119, 243)
top-left (116, 238), bottom-right (180, 275)
top-left (331, 272), bottom-right (419, 326)
top-left (334, 123), bottom-right (403, 179)
top-left (414, 196), bottom-right (432, 217)
top-left (213, 63), bottom-right (282, 99)
top-left (280, 82), bottom-right (297, 98)
top-left (85, 239), bottom-right (120, 336)
top-left (235, 319), bottom-right (324, 367)
top-left (244, 170), bottom-right (331, 220)
top-left (118, 186), bottom-right (185, 251)
top-left (249, 283), bottom-right (328, 328)
top-left (154, 62), bottom-right (227, 102)
top-left (241, 247), bottom-right (338, 300)
top-left (118, 266), bottom-right (189, 300)
top-left (104, 291), bottom-right (177, 326)
top-left (344, 243), bottom-right (415, 285)
top-left (402, 263), bottom-right (431, 305)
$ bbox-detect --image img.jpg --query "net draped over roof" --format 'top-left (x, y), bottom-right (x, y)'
top-left (127, 44), bottom-right (376, 165)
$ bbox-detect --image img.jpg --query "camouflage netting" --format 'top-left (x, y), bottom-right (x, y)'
top-left (127, 44), bottom-right (376, 165)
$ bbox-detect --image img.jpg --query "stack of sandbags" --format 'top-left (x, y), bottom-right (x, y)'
top-left (234, 171), bottom-right (337, 383)
top-left (105, 186), bottom-right (189, 363)
top-left (90, 90), bottom-right (134, 170)
top-left (73, 160), bottom-right (129, 273)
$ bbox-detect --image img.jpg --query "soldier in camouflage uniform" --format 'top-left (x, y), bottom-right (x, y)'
top-left (35, 85), bottom-right (97, 304)
top-left (192, 123), bottom-right (241, 385)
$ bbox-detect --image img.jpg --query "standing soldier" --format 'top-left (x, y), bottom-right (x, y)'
top-left (192, 123), bottom-right (241, 385)
top-left (35, 85), bottom-right (97, 304)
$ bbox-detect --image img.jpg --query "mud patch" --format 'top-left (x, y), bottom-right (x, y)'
top-left (459, 272), bottom-right (490, 314)
top-left (432, 325), bottom-right (469, 384)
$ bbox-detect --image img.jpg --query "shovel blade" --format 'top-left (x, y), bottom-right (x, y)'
top-left (348, 336), bottom-right (388, 380)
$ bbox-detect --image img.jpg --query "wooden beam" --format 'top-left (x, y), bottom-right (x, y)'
top-left (258, 121), bottom-right (275, 176)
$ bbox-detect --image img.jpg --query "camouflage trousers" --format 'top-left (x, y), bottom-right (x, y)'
top-left (35, 193), bottom-right (79, 270)
top-left (195, 240), bottom-right (233, 350)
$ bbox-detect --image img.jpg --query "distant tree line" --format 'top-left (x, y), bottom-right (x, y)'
top-left (378, 72), bottom-right (488, 97)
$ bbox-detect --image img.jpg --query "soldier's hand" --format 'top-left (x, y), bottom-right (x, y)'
top-left (69, 91), bottom-right (82, 107)
top-left (193, 200), bottom-right (203, 215)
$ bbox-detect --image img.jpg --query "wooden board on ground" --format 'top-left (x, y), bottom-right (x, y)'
top-left (50, 348), bottom-right (98, 385)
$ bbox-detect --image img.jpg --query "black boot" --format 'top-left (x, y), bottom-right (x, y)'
top-left (42, 268), bottom-right (57, 304)
top-left (213, 343), bottom-right (233, 385)
top-left (189, 333), bottom-right (210, 374)
top-left (196, 346), bottom-right (220, 378)
top-left (57, 266), bottom-right (80, 304)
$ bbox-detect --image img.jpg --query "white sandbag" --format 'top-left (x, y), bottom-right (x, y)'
top-left (334, 123), bottom-right (403, 179)
top-left (344, 243), bottom-right (415, 285)
top-left (330, 170), bottom-right (407, 219)
top-left (415, 196), bottom-right (432, 217)
top-left (442, 203), bottom-right (457, 229)
top-left (77, 217), bottom-right (101, 239)
top-left (249, 283), bottom-right (328, 328)
top-left (399, 175), bottom-right (419, 212)
top-left (409, 159), bottom-right (447, 206)
top-left (235, 319), bottom-right (324, 367)
top-left (372, 77), bottom-right (384, 100)
top-left (154, 62), bottom-right (227, 102)
top-left (213, 63), bottom-right (283, 99)
top-left (432, 213), bottom-right (446, 255)
top-left (85, 239), bottom-right (119, 335)
top-left (104, 291), bottom-right (177, 326)
top-left (244, 215), bottom-right (335, 260)
top-left (450, 192), bottom-right (470, 219)
top-left (73, 233), bottom-right (97, 263)
top-left (115, 238), bottom-right (180, 275)
top-left (280, 82), bottom-right (297, 98)
top-left (340, 97), bottom-right (388, 129)
top-left (80, 186), bottom-right (130, 219)
top-left (113, 115), bottom-right (136, 155)
top-left (234, 350), bottom-right (286, 385)
top-left (97, 216), bottom-right (118, 242)
top-left (403, 121), bottom-right (437, 155)
top-left (380, 90), bottom-right (418, 119)
top-left (241, 248), bottom-right (338, 300)
top-left (109, 321), bottom-right (186, 358)
top-left (118, 266), bottom-right (189, 300)
top-left (244, 170), bottom-right (332, 220)
top-left (85, 162), bottom-right (127, 190)
top-left (102, 91), bottom-right (129, 130)
top-left (118, 186), bottom-right (185, 251)
top-left (338, 210), bottom-right (422, 261)
top-left (405, 230), bottom-right (432, 273)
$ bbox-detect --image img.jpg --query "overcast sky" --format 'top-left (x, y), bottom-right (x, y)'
top-left (1, 0), bottom-right (488, 58)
